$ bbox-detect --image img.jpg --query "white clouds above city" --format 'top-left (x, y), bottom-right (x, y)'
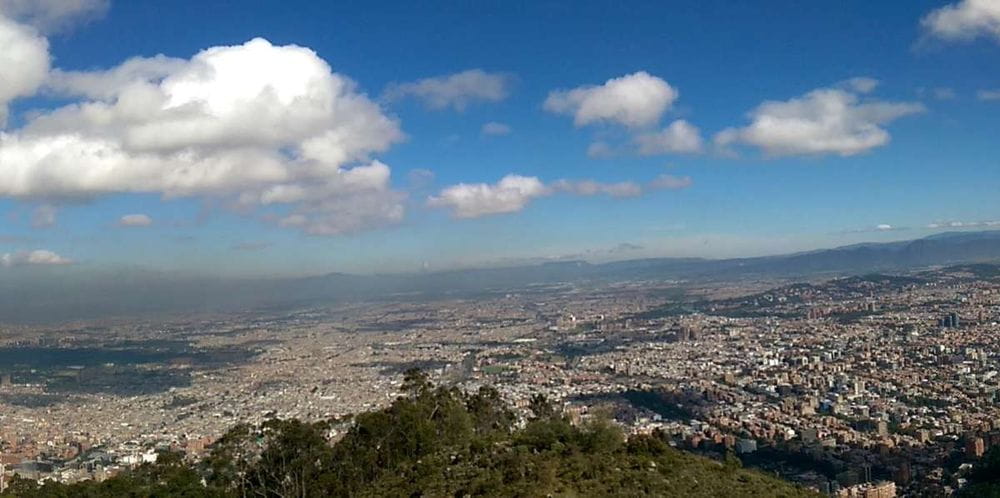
top-left (714, 82), bottom-right (924, 157)
top-left (429, 174), bottom-right (692, 218)
top-left (0, 35), bottom-right (407, 236)
top-left (428, 174), bottom-right (549, 218)
top-left (0, 0), bottom-right (996, 275)
top-left (544, 71), bottom-right (678, 128)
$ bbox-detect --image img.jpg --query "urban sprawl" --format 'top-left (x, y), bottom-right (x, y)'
top-left (4, 264), bottom-right (1000, 497)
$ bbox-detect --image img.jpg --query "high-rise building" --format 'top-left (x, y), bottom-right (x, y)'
top-left (876, 420), bottom-right (889, 437)
top-left (967, 436), bottom-right (986, 458)
top-left (941, 312), bottom-right (961, 328)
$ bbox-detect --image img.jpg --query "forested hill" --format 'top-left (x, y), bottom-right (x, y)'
top-left (3, 371), bottom-right (817, 497)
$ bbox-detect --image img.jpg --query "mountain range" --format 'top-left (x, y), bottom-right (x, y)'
top-left (4, 230), bottom-right (1000, 324)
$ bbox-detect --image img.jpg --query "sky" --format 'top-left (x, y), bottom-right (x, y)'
top-left (0, 0), bottom-right (999, 277)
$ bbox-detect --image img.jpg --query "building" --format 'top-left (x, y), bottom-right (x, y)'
top-left (940, 312), bottom-right (961, 328)
top-left (735, 438), bottom-right (757, 454)
top-left (836, 481), bottom-right (896, 498)
top-left (967, 436), bottom-right (986, 458)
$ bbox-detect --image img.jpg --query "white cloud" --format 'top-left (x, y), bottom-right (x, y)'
top-left (31, 204), bottom-right (56, 228)
top-left (543, 71), bottom-right (678, 128)
top-left (842, 77), bottom-right (879, 94)
top-left (46, 55), bottom-right (187, 100)
top-left (552, 179), bottom-right (643, 198)
top-left (269, 161), bottom-right (407, 235)
top-left (634, 119), bottom-right (703, 155)
top-left (840, 223), bottom-right (911, 234)
top-left (119, 213), bottom-right (152, 227)
top-left (927, 220), bottom-right (1000, 228)
top-left (0, 37), bottom-right (408, 235)
top-left (648, 174), bottom-right (693, 190)
top-left (921, 0), bottom-right (1000, 43)
top-left (586, 141), bottom-right (614, 159)
top-left (383, 69), bottom-right (512, 111)
top-left (714, 84), bottom-right (924, 157)
top-left (0, 0), bottom-right (108, 33)
top-left (0, 14), bottom-right (50, 126)
top-left (978, 88), bottom-right (1000, 101)
top-left (1, 249), bottom-right (72, 267)
top-left (481, 121), bottom-right (511, 136)
top-left (428, 174), bottom-right (548, 218)
top-left (429, 173), bottom-right (692, 218)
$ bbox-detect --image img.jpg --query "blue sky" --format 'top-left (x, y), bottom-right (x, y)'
top-left (0, 0), bottom-right (998, 276)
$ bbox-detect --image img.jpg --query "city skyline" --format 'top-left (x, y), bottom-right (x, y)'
top-left (1, 0), bottom-right (999, 275)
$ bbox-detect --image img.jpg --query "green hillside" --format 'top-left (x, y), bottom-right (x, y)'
top-left (3, 371), bottom-right (817, 497)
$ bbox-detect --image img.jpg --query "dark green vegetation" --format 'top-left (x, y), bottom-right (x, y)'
top-left (961, 447), bottom-right (1000, 497)
top-left (2, 371), bottom-right (817, 497)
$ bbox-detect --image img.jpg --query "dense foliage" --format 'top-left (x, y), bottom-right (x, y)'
top-left (961, 446), bottom-right (1000, 497)
top-left (3, 371), bottom-right (816, 497)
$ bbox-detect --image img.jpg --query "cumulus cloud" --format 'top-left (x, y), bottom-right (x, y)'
top-left (383, 69), bottom-right (512, 111)
top-left (921, 0), bottom-right (1000, 44)
top-left (978, 89), bottom-right (1000, 101)
top-left (481, 121), bottom-right (511, 136)
top-left (118, 213), bottom-right (152, 227)
top-left (714, 83), bottom-right (924, 157)
top-left (0, 0), bottom-right (108, 33)
top-left (0, 37), bottom-right (408, 235)
top-left (1, 249), bottom-right (72, 267)
top-left (30, 204), bottom-right (57, 228)
top-left (0, 14), bottom-right (50, 126)
top-left (543, 71), bottom-right (678, 128)
top-left (46, 55), bottom-right (187, 100)
top-left (634, 120), bottom-right (703, 155)
top-left (428, 174), bottom-right (549, 218)
top-left (429, 174), bottom-right (692, 218)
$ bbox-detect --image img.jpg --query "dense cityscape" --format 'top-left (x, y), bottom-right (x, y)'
top-left (3, 263), bottom-right (1000, 496)
top-left (1, 0), bottom-right (999, 494)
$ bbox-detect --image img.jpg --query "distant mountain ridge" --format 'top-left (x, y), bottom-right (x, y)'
top-left (4, 231), bottom-right (1000, 323)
